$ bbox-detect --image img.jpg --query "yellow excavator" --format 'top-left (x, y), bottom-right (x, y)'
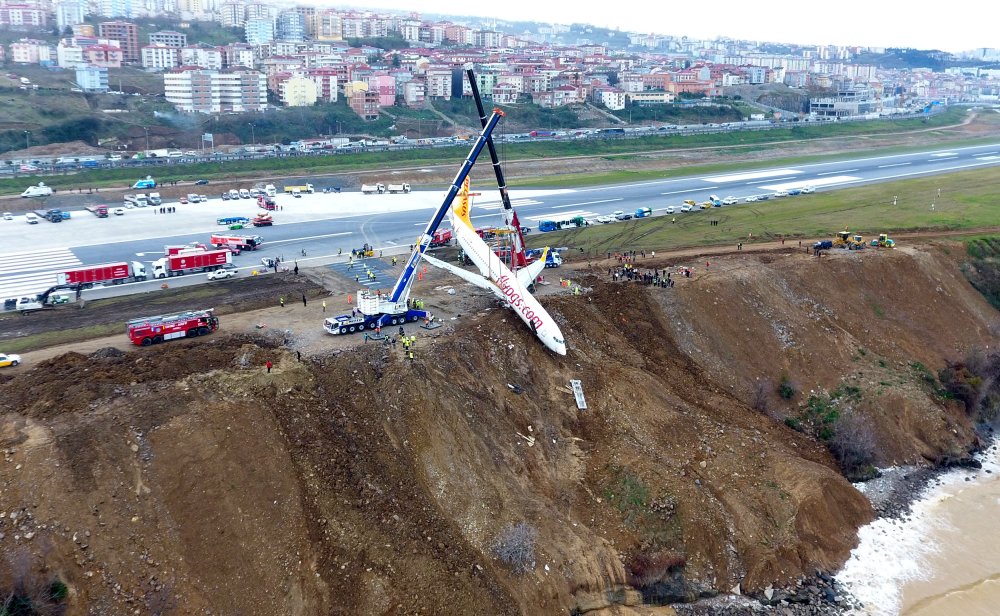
top-left (834, 230), bottom-right (851, 247)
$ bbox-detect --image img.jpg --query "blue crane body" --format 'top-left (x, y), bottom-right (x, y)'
top-left (323, 106), bottom-right (506, 336)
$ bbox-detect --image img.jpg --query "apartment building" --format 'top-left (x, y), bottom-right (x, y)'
top-left (348, 87), bottom-right (379, 120)
top-left (141, 43), bottom-right (179, 69)
top-left (164, 68), bottom-right (267, 113)
top-left (97, 0), bottom-right (131, 19)
top-left (221, 43), bottom-right (255, 68)
top-left (219, 1), bottom-right (244, 27)
top-left (55, 0), bottom-right (86, 31)
top-left (276, 10), bottom-right (305, 41)
top-left (98, 21), bottom-right (138, 62)
top-left (181, 44), bottom-right (222, 69)
top-left (83, 43), bottom-right (123, 68)
top-left (314, 10), bottom-right (342, 40)
top-left (278, 75), bottom-right (317, 106)
top-left (10, 39), bottom-right (54, 64)
top-left (367, 72), bottom-right (395, 107)
top-left (149, 30), bottom-right (186, 47)
top-left (402, 79), bottom-right (424, 107)
top-left (245, 18), bottom-right (274, 45)
top-left (424, 67), bottom-right (452, 99)
top-left (0, 2), bottom-right (47, 28)
top-left (75, 65), bottom-right (108, 92)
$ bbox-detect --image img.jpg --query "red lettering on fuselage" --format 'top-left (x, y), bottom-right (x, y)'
top-left (498, 275), bottom-right (544, 330)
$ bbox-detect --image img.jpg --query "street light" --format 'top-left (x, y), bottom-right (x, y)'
top-left (142, 126), bottom-right (149, 153)
top-left (23, 130), bottom-right (30, 150)
top-left (248, 123), bottom-right (256, 146)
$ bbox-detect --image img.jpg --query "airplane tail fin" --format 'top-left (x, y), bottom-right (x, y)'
top-left (452, 177), bottom-right (474, 229)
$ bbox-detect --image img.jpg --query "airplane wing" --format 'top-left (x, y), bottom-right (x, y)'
top-left (516, 247), bottom-right (547, 288)
top-left (421, 252), bottom-right (504, 299)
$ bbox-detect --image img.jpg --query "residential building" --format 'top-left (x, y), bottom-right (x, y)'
top-left (72, 23), bottom-right (94, 36)
top-left (278, 75), bottom-right (317, 106)
top-left (472, 30), bottom-right (502, 48)
top-left (308, 68), bottom-right (338, 101)
top-left (0, 3), bottom-right (48, 28)
top-left (627, 91), bottom-right (675, 105)
top-left (55, 0), bottom-right (86, 31)
top-left (314, 10), bottom-right (341, 40)
top-left (75, 65), bottom-right (109, 92)
top-left (492, 83), bottom-right (519, 104)
top-left (221, 43), bottom-right (255, 68)
top-left (181, 44), bottom-right (222, 69)
top-left (244, 2), bottom-right (269, 21)
top-left (83, 43), bottom-right (123, 67)
top-left (366, 72), bottom-right (395, 106)
top-left (56, 41), bottom-right (84, 67)
top-left (98, 21), bottom-right (138, 62)
top-left (10, 39), bottom-right (54, 64)
top-left (424, 67), bottom-right (452, 99)
top-left (141, 43), bottom-right (179, 69)
top-left (97, 0), bottom-right (131, 18)
top-left (164, 67), bottom-right (267, 113)
top-left (293, 5), bottom-right (315, 36)
top-left (592, 86), bottom-right (626, 110)
top-left (219, 1), bottom-right (244, 27)
top-left (149, 30), bottom-right (186, 47)
top-left (402, 78), bottom-right (424, 107)
top-left (245, 18), bottom-right (274, 45)
top-left (348, 85), bottom-right (379, 120)
top-left (276, 10), bottom-right (304, 41)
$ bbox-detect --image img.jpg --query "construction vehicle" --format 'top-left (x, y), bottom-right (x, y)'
top-left (850, 234), bottom-right (866, 250)
top-left (834, 230), bottom-right (852, 247)
top-left (209, 234), bottom-right (263, 251)
top-left (870, 233), bottom-right (896, 248)
top-left (324, 101), bottom-right (506, 336)
top-left (386, 183), bottom-right (411, 194)
top-left (126, 308), bottom-right (219, 346)
top-left (15, 284), bottom-right (82, 313)
top-left (352, 243), bottom-right (374, 258)
top-left (361, 183), bottom-right (386, 194)
top-left (283, 183), bottom-right (314, 194)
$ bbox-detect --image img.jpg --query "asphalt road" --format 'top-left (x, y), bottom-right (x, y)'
top-left (2, 141), bottom-right (998, 303)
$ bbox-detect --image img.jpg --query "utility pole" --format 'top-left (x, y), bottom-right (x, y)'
top-left (23, 130), bottom-right (30, 150)
top-left (143, 126), bottom-right (149, 154)
top-left (248, 123), bottom-right (256, 147)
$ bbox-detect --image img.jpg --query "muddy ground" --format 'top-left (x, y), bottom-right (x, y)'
top-left (1, 240), bottom-right (996, 615)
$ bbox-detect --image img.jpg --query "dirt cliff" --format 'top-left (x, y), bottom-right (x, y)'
top-left (0, 243), bottom-right (994, 615)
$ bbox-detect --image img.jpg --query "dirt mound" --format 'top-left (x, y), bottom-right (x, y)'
top-left (87, 347), bottom-right (124, 359)
top-left (0, 243), bottom-right (995, 614)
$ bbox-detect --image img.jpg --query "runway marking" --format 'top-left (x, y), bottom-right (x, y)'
top-left (878, 162), bottom-right (911, 168)
top-left (662, 187), bottom-right (718, 196)
top-left (818, 168), bottom-right (859, 175)
top-left (758, 176), bottom-right (861, 191)
top-left (551, 198), bottom-right (622, 208)
top-left (703, 169), bottom-right (800, 183)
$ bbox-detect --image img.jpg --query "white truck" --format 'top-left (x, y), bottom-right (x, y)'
top-left (361, 183), bottom-right (386, 194)
top-left (20, 182), bottom-right (53, 198)
top-left (264, 184), bottom-right (277, 197)
top-left (386, 183), bottom-right (411, 194)
top-left (148, 192), bottom-right (162, 206)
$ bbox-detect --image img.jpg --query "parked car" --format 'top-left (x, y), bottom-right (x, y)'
top-left (679, 204), bottom-right (693, 212)
top-left (2, 212), bottom-right (12, 220)
top-left (0, 353), bottom-right (22, 368)
top-left (722, 196), bottom-right (739, 205)
top-left (221, 193), bottom-right (231, 200)
top-left (757, 194), bottom-right (770, 201)
top-left (664, 206), bottom-right (676, 214)
top-left (195, 179), bottom-right (209, 185)
top-left (179, 196), bottom-right (188, 204)
top-left (595, 215), bottom-right (614, 224)
top-left (787, 188), bottom-right (801, 196)
top-left (744, 195), bottom-right (758, 203)
top-left (207, 268), bottom-right (238, 281)
top-left (800, 185), bottom-right (815, 194)
top-left (613, 210), bottom-right (632, 221)
top-left (774, 189), bottom-right (789, 197)
top-left (113, 207), bottom-right (125, 215)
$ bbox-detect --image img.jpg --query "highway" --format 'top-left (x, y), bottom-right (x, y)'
top-left (2, 141), bottom-right (999, 304)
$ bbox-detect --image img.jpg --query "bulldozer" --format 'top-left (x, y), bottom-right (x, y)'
top-left (870, 233), bottom-right (896, 248)
top-left (834, 230), bottom-right (852, 247)
top-left (850, 234), bottom-right (866, 250)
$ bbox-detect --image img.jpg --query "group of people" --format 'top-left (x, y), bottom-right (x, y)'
top-left (153, 206), bottom-right (177, 214)
top-left (610, 263), bottom-right (680, 288)
top-left (608, 250), bottom-right (652, 264)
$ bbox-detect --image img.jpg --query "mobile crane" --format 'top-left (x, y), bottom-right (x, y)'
top-left (323, 104), bottom-right (507, 335)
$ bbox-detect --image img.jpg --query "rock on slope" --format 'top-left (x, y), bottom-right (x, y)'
top-left (0, 243), bottom-right (992, 615)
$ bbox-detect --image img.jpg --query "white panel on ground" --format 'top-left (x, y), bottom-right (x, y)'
top-left (758, 175), bottom-right (862, 191)
top-left (570, 379), bottom-right (587, 410)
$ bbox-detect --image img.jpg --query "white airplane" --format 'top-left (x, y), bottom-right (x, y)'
top-left (421, 179), bottom-right (566, 355)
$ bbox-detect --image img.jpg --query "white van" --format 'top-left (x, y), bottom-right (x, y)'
top-left (239, 189), bottom-right (250, 199)
top-left (25, 213), bottom-right (38, 224)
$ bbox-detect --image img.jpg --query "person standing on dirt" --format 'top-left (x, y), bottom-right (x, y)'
top-left (363, 332), bottom-right (369, 344)
top-left (280, 296), bottom-right (285, 308)
top-left (294, 263), bottom-right (299, 276)
top-left (322, 300), bottom-right (326, 312)
top-left (266, 360), bottom-right (272, 373)
top-left (302, 293), bottom-right (307, 307)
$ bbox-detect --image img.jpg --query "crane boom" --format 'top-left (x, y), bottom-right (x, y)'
top-left (465, 67), bottom-right (515, 227)
top-left (388, 106), bottom-right (505, 302)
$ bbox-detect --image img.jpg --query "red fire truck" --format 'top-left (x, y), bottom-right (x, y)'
top-left (126, 308), bottom-right (219, 346)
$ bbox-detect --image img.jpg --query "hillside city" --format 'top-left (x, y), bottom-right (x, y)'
top-left (1, 0), bottom-right (1000, 155)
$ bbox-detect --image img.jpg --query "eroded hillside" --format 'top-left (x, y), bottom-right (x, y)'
top-left (0, 243), bottom-right (994, 615)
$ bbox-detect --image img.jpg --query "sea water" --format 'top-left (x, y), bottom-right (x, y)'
top-left (836, 444), bottom-right (1000, 616)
